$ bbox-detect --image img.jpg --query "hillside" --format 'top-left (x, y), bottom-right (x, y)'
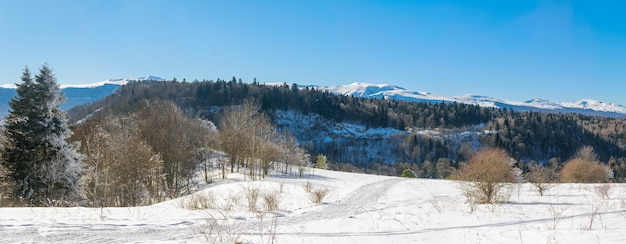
top-left (1, 169), bottom-right (625, 243)
top-left (65, 79), bottom-right (626, 181)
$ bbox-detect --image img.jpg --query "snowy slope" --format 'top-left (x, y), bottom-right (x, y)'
top-left (319, 83), bottom-right (626, 118)
top-left (1, 169), bottom-right (625, 243)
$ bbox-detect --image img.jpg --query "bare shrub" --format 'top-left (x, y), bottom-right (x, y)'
top-left (456, 148), bottom-right (520, 204)
top-left (244, 184), bottom-right (260, 212)
top-left (255, 212), bottom-right (279, 244)
top-left (595, 184), bottom-right (611, 200)
top-left (430, 198), bottom-right (445, 213)
top-left (586, 197), bottom-right (605, 230)
top-left (279, 182), bottom-right (285, 193)
top-left (263, 191), bottom-right (280, 212)
top-left (546, 206), bottom-right (568, 230)
top-left (310, 187), bottom-right (329, 204)
top-left (223, 192), bottom-right (241, 211)
top-left (560, 146), bottom-right (611, 183)
top-left (193, 211), bottom-right (251, 244)
top-left (304, 180), bottom-right (313, 193)
top-left (527, 163), bottom-right (557, 196)
top-left (181, 191), bottom-right (217, 210)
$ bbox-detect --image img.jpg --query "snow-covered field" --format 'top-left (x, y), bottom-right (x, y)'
top-left (2, 169), bottom-right (626, 243)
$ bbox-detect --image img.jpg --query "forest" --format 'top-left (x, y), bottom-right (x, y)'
top-left (3, 68), bottom-right (625, 208)
top-left (67, 78), bottom-right (626, 182)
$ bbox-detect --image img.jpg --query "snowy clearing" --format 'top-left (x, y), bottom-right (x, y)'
top-left (1, 169), bottom-right (626, 243)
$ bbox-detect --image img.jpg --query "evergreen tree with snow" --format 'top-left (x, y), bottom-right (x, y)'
top-left (1, 64), bottom-right (82, 205)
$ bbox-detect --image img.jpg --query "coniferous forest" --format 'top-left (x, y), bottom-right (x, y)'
top-left (67, 78), bottom-right (626, 183)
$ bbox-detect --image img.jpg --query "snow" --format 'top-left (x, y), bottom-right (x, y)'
top-left (318, 83), bottom-right (626, 117)
top-left (2, 169), bottom-right (626, 243)
top-left (272, 109), bottom-right (405, 140)
top-left (58, 75), bottom-right (163, 89)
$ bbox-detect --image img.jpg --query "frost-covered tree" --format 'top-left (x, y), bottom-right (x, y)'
top-left (1, 65), bottom-right (82, 205)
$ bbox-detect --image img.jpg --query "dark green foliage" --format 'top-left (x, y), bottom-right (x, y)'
top-left (401, 169), bottom-right (416, 178)
top-left (1, 65), bottom-right (81, 205)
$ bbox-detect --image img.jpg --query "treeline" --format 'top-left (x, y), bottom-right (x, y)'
top-left (67, 98), bottom-right (311, 207)
top-left (68, 78), bottom-right (626, 182)
top-left (69, 78), bottom-right (493, 129)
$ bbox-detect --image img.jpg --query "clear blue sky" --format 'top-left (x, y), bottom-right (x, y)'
top-left (1, 0), bottom-right (625, 104)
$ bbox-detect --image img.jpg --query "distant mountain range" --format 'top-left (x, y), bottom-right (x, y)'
top-left (0, 76), bottom-right (163, 119)
top-left (317, 82), bottom-right (626, 119)
top-left (1, 77), bottom-right (625, 119)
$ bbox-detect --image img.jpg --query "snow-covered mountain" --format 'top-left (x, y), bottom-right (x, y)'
top-left (1, 78), bottom-right (625, 119)
top-left (317, 82), bottom-right (626, 118)
top-left (0, 75), bottom-right (163, 118)
top-left (59, 75), bottom-right (164, 88)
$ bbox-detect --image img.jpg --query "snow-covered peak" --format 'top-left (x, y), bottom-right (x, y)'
top-left (319, 83), bottom-right (626, 118)
top-left (138, 75), bottom-right (164, 81)
top-left (329, 82), bottom-right (407, 98)
top-left (59, 78), bottom-right (132, 88)
top-left (58, 75), bottom-right (163, 88)
top-left (563, 99), bottom-right (626, 114)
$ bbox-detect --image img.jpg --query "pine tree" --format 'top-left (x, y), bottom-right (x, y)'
top-left (1, 64), bottom-right (82, 205)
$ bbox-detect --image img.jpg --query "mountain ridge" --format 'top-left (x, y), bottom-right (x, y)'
top-left (1, 77), bottom-right (625, 119)
top-left (316, 82), bottom-right (626, 118)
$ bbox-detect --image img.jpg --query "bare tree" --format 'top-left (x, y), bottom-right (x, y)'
top-left (218, 99), bottom-right (307, 180)
top-left (456, 148), bottom-right (520, 204)
top-left (280, 132), bottom-right (309, 176)
top-left (218, 99), bottom-right (259, 176)
top-left (194, 120), bottom-right (220, 184)
top-left (560, 146), bottom-right (611, 183)
top-left (79, 115), bottom-right (165, 207)
top-left (136, 100), bottom-right (212, 197)
top-left (526, 162), bottom-right (557, 196)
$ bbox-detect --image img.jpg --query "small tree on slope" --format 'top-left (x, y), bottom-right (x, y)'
top-left (560, 146), bottom-right (611, 183)
top-left (456, 148), bottom-right (520, 204)
top-left (1, 65), bottom-right (81, 205)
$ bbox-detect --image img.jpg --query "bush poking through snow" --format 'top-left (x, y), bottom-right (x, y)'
top-left (595, 184), bottom-right (611, 200)
top-left (181, 191), bottom-right (217, 210)
top-left (401, 169), bottom-right (417, 178)
top-left (304, 180), bottom-right (313, 193)
top-left (263, 191), bottom-right (280, 212)
top-left (311, 187), bottom-right (329, 204)
top-left (560, 146), bottom-right (611, 183)
top-left (244, 184), bottom-right (260, 212)
top-left (456, 148), bottom-right (520, 204)
top-left (193, 211), bottom-right (250, 244)
top-left (526, 163), bottom-right (557, 196)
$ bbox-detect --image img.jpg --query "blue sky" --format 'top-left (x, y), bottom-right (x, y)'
top-left (0, 0), bottom-right (625, 104)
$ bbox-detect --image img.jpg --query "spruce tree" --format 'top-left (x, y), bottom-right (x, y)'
top-left (1, 64), bottom-right (81, 205)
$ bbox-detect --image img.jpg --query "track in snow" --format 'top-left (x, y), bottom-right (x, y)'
top-left (278, 178), bottom-right (402, 226)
